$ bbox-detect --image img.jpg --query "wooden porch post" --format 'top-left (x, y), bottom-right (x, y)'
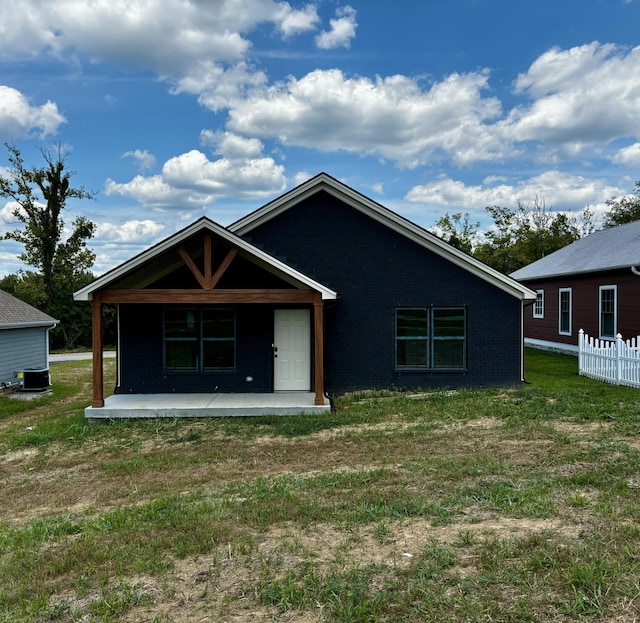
top-left (91, 293), bottom-right (104, 408)
top-left (313, 294), bottom-right (325, 406)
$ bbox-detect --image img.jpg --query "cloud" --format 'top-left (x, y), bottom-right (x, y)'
top-left (200, 130), bottom-right (265, 159)
top-left (613, 142), bottom-right (640, 167)
top-left (405, 171), bottom-right (622, 216)
top-left (122, 149), bottom-right (156, 171)
top-left (315, 5), bottom-right (357, 49)
top-left (501, 42), bottom-right (640, 151)
top-left (0, 2), bottom-right (322, 103)
top-left (0, 85), bottom-right (66, 140)
top-left (277, 3), bottom-right (320, 38)
top-left (227, 68), bottom-right (505, 167)
top-left (96, 219), bottom-right (165, 242)
top-left (106, 146), bottom-right (286, 209)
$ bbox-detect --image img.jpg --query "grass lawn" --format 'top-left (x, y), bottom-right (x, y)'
top-left (1, 349), bottom-right (639, 622)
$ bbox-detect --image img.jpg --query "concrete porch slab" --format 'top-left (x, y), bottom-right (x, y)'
top-left (85, 392), bottom-right (331, 420)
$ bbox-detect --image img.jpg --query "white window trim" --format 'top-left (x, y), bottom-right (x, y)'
top-left (533, 289), bottom-right (544, 318)
top-left (599, 285), bottom-right (617, 340)
top-left (558, 288), bottom-right (572, 336)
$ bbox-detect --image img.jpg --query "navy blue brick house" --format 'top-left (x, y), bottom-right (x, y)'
top-left (75, 173), bottom-right (535, 410)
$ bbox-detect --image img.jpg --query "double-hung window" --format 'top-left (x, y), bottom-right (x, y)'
top-left (533, 290), bottom-right (544, 318)
top-left (599, 286), bottom-right (617, 339)
top-left (395, 307), bottom-right (466, 369)
top-left (164, 307), bottom-right (235, 371)
top-left (558, 288), bottom-right (572, 336)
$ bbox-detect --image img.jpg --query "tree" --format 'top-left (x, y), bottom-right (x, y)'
top-left (474, 196), bottom-right (586, 274)
top-left (602, 181), bottom-right (640, 228)
top-left (432, 212), bottom-right (480, 254)
top-left (0, 143), bottom-right (97, 348)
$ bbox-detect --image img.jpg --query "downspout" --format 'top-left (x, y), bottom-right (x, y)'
top-left (632, 266), bottom-right (640, 276)
top-left (521, 300), bottom-right (535, 383)
top-left (45, 321), bottom-right (59, 370)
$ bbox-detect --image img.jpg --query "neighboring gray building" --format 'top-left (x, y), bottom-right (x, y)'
top-left (0, 289), bottom-right (58, 388)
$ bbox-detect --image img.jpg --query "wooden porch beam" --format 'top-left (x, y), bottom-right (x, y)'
top-left (91, 293), bottom-right (104, 408)
top-left (99, 288), bottom-right (319, 304)
top-left (313, 293), bottom-right (325, 406)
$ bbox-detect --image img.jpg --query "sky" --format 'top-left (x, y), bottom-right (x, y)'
top-left (0, 0), bottom-right (639, 278)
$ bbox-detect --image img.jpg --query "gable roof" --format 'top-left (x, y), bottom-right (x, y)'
top-left (74, 216), bottom-right (338, 301)
top-left (0, 289), bottom-right (58, 329)
top-left (511, 220), bottom-right (640, 281)
top-left (230, 173), bottom-right (536, 301)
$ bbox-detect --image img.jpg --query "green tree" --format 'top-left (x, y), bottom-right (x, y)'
top-left (602, 181), bottom-right (640, 228)
top-left (432, 212), bottom-right (480, 254)
top-left (474, 196), bottom-right (587, 274)
top-left (0, 143), bottom-right (97, 349)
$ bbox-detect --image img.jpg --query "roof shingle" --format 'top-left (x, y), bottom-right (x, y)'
top-left (511, 220), bottom-right (640, 281)
top-left (0, 289), bottom-right (58, 327)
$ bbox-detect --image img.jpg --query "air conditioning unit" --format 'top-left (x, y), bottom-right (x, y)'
top-left (22, 368), bottom-right (50, 391)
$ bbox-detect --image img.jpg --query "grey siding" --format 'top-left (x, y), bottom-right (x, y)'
top-left (0, 327), bottom-right (48, 386)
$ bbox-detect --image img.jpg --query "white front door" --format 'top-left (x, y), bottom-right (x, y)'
top-left (274, 309), bottom-right (311, 391)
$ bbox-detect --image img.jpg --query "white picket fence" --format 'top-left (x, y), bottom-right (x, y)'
top-left (578, 329), bottom-right (640, 388)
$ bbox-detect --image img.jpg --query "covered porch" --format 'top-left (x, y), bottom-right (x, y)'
top-left (85, 391), bottom-right (331, 421)
top-left (74, 218), bottom-right (338, 419)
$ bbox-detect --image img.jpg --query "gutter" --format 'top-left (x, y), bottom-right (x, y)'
top-left (0, 321), bottom-right (59, 330)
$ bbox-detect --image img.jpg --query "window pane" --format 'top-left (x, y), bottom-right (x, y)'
top-left (396, 309), bottom-right (428, 337)
top-left (203, 309), bottom-right (234, 338)
top-left (396, 339), bottom-right (428, 367)
top-left (433, 309), bottom-right (465, 337)
top-left (534, 291), bottom-right (543, 317)
top-left (601, 288), bottom-right (615, 337)
top-left (203, 340), bottom-right (234, 369)
top-left (165, 341), bottom-right (198, 369)
top-left (165, 309), bottom-right (198, 338)
top-left (433, 339), bottom-right (465, 368)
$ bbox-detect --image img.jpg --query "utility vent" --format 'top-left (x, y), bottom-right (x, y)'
top-left (22, 368), bottom-right (50, 391)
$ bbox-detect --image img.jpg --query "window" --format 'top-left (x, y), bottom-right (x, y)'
top-left (599, 286), bottom-right (617, 339)
top-left (164, 307), bottom-right (235, 371)
top-left (533, 290), bottom-right (544, 318)
top-left (558, 288), bottom-right (572, 336)
top-left (396, 307), bottom-right (466, 369)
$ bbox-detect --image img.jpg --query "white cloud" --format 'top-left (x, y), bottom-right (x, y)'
top-left (96, 219), bottom-right (165, 242)
top-left (276, 3), bottom-right (320, 38)
top-left (405, 171), bottom-right (622, 216)
top-left (315, 5), bottom-right (357, 50)
top-left (227, 68), bottom-right (505, 167)
top-left (0, 86), bottom-right (66, 140)
top-left (0, 1), bottom-right (322, 111)
top-left (122, 149), bottom-right (156, 171)
top-left (106, 149), bottom-right (286, 209)
top-left (171, 61), bottom-right (268, 113)
top-left (0, 201), bottom-right (21, 229)
top-left (201, 130), bottom-right (265, 159)
top-left (501, 43), bottom-right (640, 150)
top-left (613, 142), bottom-right (640, 167)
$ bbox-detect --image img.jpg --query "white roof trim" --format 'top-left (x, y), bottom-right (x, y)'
top-left (230, 173), bottom-right (536, 301)
top-left (74, 218), bottom-right (337, 301)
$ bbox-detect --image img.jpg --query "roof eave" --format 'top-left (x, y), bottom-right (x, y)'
top-left (230, 174), bottom-right (537, 302)
top-left (514, 263), bottom-right (640, 282)
top-left (74, 217), bottom-right (337, 302)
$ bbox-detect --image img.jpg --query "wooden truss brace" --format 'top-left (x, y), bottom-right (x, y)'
top-left (177, 232), bottom-right (239, 290)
